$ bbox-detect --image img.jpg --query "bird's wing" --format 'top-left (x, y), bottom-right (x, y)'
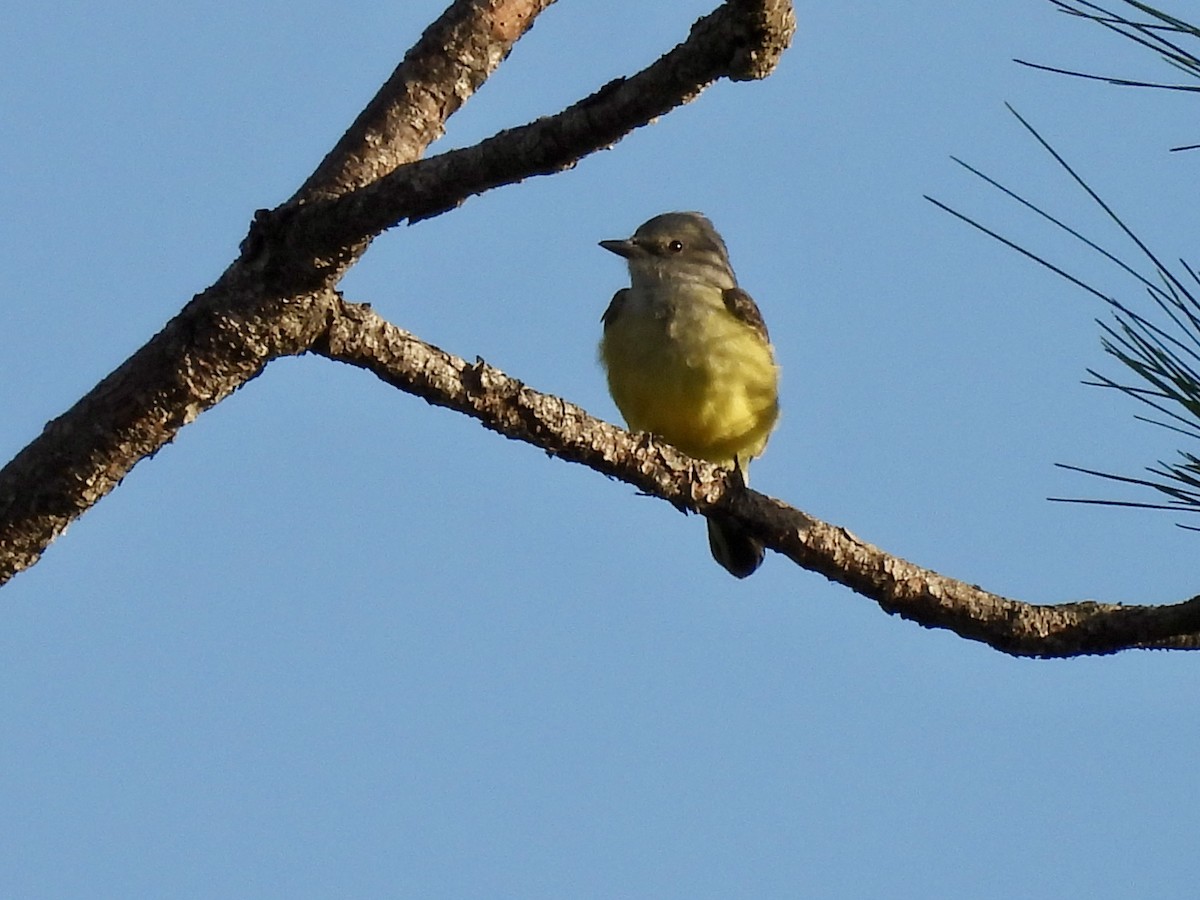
top-left (601, 288), bottom-right (630, 329)
top-left (722, 287), bottom-right (770, 342)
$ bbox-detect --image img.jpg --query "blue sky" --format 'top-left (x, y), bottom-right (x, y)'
top-left (4, 1), bottom-right (1199, 897)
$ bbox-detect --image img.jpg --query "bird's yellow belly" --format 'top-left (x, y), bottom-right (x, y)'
top-left (601, 307), bottom-right (779, 466)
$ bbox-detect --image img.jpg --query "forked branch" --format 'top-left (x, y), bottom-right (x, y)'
top-left (0, 0), bottom-right (796, 583)
top-left (6, 0), bottom-right (1195, 658)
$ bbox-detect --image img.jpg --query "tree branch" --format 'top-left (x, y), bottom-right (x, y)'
top-left (254, 0), bottom-right (799, 275)
top-left (0, 0), bottom-right (795, 584)
top-left (316, 298), bottom-right (1200, 658)
top-left (5, 0), bottom-right (1196, 658)
top-left (298, 0), bottom-right (558, 202)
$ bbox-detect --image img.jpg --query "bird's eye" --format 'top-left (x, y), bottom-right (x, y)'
top-left (667, 240), bottom-right (684, 253)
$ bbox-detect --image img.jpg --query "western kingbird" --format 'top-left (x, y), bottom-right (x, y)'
top-left (599, 212), bottom-right (780, 578)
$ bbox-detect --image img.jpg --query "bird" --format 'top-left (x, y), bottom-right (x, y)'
top-left (598, 212), bottom-right (780, 578)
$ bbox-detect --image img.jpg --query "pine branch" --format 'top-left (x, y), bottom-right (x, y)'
top-left (315, 298), bottom-right (1200, 658)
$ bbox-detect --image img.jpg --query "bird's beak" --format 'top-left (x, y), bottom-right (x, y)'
top-left (599, 238), bottom-right (639, 259)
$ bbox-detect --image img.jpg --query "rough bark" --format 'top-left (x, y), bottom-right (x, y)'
top-left (0, 0), bottom-right (795, 584)
top-left (316, 299), bottom-right (1200, 658)
top-left (5, 0), bottom-right (1198, 658)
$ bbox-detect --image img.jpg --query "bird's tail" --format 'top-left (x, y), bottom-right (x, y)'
top-left (706, 516), bottom-right (765, 579)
